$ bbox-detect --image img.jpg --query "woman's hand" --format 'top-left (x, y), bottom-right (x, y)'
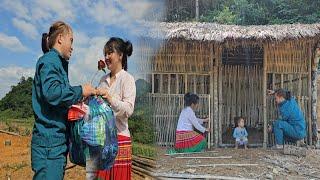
top-left (96, 88), bottom-right (111, 102)
top-left (267, 89), bottom-right (275, 95)
top-left (203, 118), bottom-right (209, 123)
top-left (82, 83), bottom-right (97, 97)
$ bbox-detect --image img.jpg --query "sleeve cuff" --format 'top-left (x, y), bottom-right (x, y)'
top-left (73, 85), bottom-right (83, 102)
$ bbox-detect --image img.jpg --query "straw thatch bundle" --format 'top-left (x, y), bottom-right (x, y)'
top-left (144, 22), bottom-right (320, 42)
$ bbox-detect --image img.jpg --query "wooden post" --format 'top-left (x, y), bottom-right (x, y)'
top-left (208, 95), bottom-right (211, 149)
top-left (311, 46), bottom-right (320, 145)
top-left (208, 43), bottom-right (214, 148)
top-left (263, 44), bottom-right (268, 148)
top-left (213, 45), bottom-right (219, 148)
top-left (218, 46), bottom-right (223, 146)
top-left (308, 46), bottom-right (312, 145)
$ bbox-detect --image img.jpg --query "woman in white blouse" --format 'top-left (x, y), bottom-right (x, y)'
top-left (174, 93), bottom-right (209, 153)
top-left (96, 37), bottom-right (136, 180)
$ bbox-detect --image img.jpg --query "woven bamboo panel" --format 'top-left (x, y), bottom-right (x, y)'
top-left (266, 72), bottom-right (310, 145)
top-left (147, 94), bottom-right (211, 146)
top-left (220, 65), bottom-right (263, 128)
top-left (265, 41), bottom-right (311, 73)
top-left (137, 39), bottom-right (214, 73)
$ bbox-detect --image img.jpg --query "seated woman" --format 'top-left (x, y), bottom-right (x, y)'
top-left (269, 89), bottom-right (306, 149)
top-left (174, 93), bottom-right (209, 153)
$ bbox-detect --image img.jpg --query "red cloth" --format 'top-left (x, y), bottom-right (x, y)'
top-left (67, 104), bottom-right (88, 121)
top-left (175, 130), bottom-right (205, 149)
top-left (96, 135), bottom-right (132, 180)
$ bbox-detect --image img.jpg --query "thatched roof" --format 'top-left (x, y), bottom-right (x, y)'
top-left (144, 22), bottom-right (320, 42)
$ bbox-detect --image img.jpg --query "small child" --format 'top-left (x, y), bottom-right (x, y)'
top-left (233, 117), bottom-right (248, 149)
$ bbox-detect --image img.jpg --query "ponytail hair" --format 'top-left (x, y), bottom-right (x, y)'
top-left (41, 21), bottom-right (72, 54)
top-left (275, 89), bottom-right (292, 100)
top-left (184, 92), bottom-right (199, 106)
top-left (104, 37), bottom-right (133, 71)
top-left (41, 33), bottom-right (49, 53)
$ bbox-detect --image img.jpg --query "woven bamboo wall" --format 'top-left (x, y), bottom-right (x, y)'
top-left (138, 39), bottom-right (213, 73)
top-left (265, 41), bottom-right (310, 74)
top-left (148, 94), bottom-right (210, 146)
top-left (137, 39), bottom-right (215, 146)
top-left (152, 73), bottom-right (210, 94)
top-left (264, 41), bottom-right (313, 144)
top-left (220, 65), bottom-right (263, 127)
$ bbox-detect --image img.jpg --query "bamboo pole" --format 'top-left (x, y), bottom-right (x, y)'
top-left (311, 44), bottom-right (319, 145)
top-left (308, 45), bottom-right (312, 145)
top-left (186, 163), bottom-right (259, 168)
top-left (175, 156), bottom-right (232, 159)
top-left (168, 74), bottom-right (171, 94)
top-left (184, 74), bottom-right (188, 93)
top-left (218, 46), bottom-right (223, 146)
top-left (213, 47), bottom-right (219, 147)
top-left (176, 74), bottom-right (179, 94)
top-left (0, 130), bottom-right (20, 136)
top-left (208, 94), bottom-right (211, 148)
top-left (280, 74), bottom-right (284, 88)
top-left (160, 74), bottom-right (163, 93)
top-left (152, 73), bottom-right (154, 93)
top-left (263, 44), bottom-right (268, 148)
top-left (153, 172), bottom-right (254, 180)
top-left (193, 74), bottom-right (196, 93)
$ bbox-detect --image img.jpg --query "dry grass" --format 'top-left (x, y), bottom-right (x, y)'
top-left (143, 22), bottom-right (320, 43)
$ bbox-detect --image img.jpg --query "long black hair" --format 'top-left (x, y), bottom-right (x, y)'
top-left (104, 37), bottom-right (133, 71)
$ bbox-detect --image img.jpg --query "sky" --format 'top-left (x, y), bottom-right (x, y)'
top-left (0, 0), bottom-right (164, 99)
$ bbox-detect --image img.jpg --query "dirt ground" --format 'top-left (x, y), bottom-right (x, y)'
top-left (0, 133), bottom-right (86, 180)
top-left (0, 133), bottom-right (148, 180)
top-left (156, 148), bottom-right (320, 179)
top-left (155, 147), bottom-right (320, 179)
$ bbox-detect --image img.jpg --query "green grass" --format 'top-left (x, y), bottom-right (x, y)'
top-left (0, 117), bottom-right (34, 136)
top-left (132, 143), bottom-right (157, 159)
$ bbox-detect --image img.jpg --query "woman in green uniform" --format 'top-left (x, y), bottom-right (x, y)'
top-left (31, 21), bottom-right (96, 180)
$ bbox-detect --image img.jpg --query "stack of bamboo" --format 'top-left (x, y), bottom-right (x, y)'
top-left (132, 155), bottom-right (156, 179)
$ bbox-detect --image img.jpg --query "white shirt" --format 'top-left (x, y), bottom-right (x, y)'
top-left (98, 69), bottom-right (136, 137)
top-left (176, 106), bottom-right (206, 133)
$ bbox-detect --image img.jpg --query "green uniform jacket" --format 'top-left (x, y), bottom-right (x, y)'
top-left (31, 48), bottom-right (83, 147)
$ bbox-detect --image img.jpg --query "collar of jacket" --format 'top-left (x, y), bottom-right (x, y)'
top-left (278, 99), bottom-right (288, 107)
top-left (50, 48), bottom-right (69, 74)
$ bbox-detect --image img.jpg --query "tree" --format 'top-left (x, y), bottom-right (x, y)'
top-left (165, 0), bottom-right (320, 25)
top-left (0, 76), bottom-right (33, 119)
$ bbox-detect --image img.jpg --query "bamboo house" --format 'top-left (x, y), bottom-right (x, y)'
top-left (137, 22), bottom-right (320, 148)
